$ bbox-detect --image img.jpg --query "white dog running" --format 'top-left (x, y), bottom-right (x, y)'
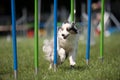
top-left (42, 21), bottom-right (79, 69)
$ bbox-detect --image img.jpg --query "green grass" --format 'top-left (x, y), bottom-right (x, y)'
top-left (0, 33), bottom-right (120, 80)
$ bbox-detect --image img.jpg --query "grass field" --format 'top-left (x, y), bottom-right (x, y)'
top-left (0, 33), bottom-right (120, 80)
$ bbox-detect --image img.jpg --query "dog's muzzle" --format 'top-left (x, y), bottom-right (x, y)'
top-left (62, 34), bottom-right (70, 39)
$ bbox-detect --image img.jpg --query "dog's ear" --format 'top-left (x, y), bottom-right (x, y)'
top-left (69, 22), bottom-right (78, 34)
top-left (72, 22), bottom-right (74, 27)
top-left (71, 22), bottom-right (76, 28)
top-left (58, 27), bottom-right (61, 31)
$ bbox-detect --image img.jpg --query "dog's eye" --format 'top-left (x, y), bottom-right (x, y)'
top-left (67, 28), bottom-right (70, 31)
top-left (61, 28), bottom-right (63, 31)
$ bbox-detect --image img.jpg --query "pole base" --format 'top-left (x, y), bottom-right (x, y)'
top-left (54, 64), bottom-right (57, 72)
top-left (99, 57), bottom-right (104, 62)
top-left (86, 59), bottom-right (89, 65)
top-left (14, 70), bottom-right (17, 80)
top-left (35, 67), bottom-right (38, 75)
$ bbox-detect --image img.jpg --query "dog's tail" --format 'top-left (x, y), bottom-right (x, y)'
top-left (42, 39), bottom-right (54, 61)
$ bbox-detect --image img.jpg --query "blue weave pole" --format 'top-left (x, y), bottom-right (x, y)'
top-left (53, 0), bottom-right (57, 71)
top-left (86, 0), bottom-right (92, 65)
top-left (11, 0), bottom-right (18, 79)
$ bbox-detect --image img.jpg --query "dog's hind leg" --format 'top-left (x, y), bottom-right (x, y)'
top-left (48, 61), bottom-right (54, 70)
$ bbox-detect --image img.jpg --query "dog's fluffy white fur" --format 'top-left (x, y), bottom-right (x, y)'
top-left (42, 21), bottom-right (79, 69)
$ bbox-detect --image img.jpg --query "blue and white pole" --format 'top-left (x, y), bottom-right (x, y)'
top-left (53, 0), bottom-right (58, 71)
top-left (86, 0), bottom-right (92, 65)
top-left (11, 0), bottom-right (18, 79)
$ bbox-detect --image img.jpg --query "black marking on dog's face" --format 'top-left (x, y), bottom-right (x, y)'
top-left (68, 23), bottom-right (78, 34)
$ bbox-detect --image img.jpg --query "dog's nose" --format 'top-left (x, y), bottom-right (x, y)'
top-left (62, 34), bottom-right (69, 39)
top-left (62, 34), bottom-right (65, 37)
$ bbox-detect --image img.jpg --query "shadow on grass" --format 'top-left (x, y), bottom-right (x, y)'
top-left (61, 65), bottom-right (89, 72)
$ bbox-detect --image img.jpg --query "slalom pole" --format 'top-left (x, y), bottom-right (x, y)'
top-left (38, 0), bottom-right (41, 27)
top-left (100, 0), bottom-right (104, 61)
top-left (53, 0), bottom-right (58, 71)
top-left (34, 0), bottom-right (39, 75)
top-left (70, 0), bottom-right (74, 22)
top-left (86, 0), bottom-right (92, 65)
top-left (11, 0), bottom-right (18, 79)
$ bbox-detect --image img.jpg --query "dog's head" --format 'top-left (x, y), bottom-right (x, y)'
top-left (58, 21), bottom-right (78, 39)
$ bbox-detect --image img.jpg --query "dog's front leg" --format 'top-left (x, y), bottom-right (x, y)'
top-left (69, 50), bottom-right (76, 67)
top-left (58, 48), bottom-right (66, 63)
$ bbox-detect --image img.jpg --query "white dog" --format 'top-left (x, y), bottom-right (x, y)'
top-left (42, 21), bottom-right (79, 69)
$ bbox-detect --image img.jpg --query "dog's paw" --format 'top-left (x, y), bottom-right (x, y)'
top-left (48, 67), bottom-right (52, 70)
top-left (70, 62), bottom-right (76, 69)
top-left (70, 61), bottom-right (76, 66)
top-left (48, 63), bottom-right (54, 70)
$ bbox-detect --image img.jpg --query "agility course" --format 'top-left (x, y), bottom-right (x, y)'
top-left (10, 0), bottom-right (105, 78)
top-left (0, 0), bottom-right (120, 80)
top-left (11, 0), bottom-right (105, 78)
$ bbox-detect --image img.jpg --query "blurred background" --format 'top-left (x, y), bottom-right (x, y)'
top-left (0, 0), bottom-right (120, 40)
top-left (1, 1), bottom-right (120, 80)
